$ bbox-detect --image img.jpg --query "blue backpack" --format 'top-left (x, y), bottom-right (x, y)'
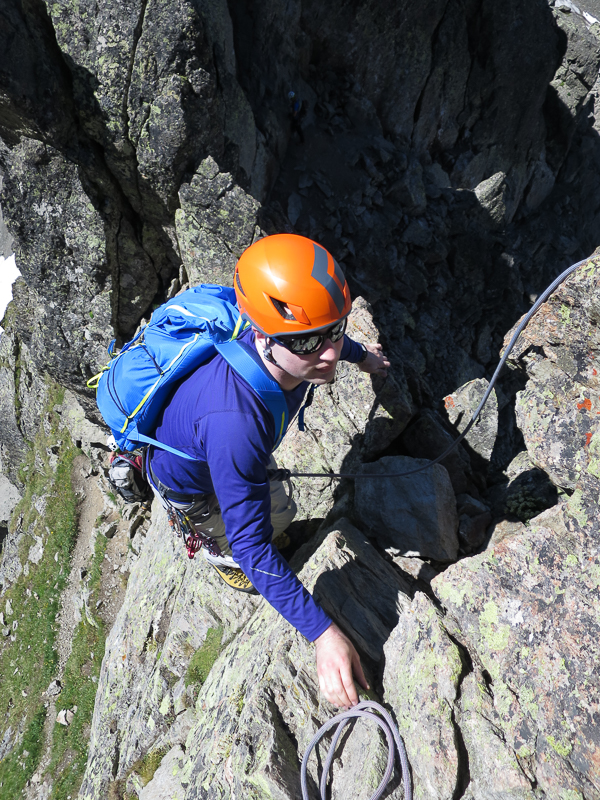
top-left (88, 284), bottom-right (289, 459)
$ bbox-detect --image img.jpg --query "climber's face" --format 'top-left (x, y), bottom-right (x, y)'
top-left (254, 329), bottom-right (344, 389)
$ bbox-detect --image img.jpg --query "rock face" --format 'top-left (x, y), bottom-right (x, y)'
top-left (1, 0), bottom-right (599, 435)
top-left (80, 511), bottom-right (415, 799)
top-left (508, 252), bottom-right (600, 490)
top-left (383, 591), bottom-right (536, 800)
top-left (276, 297), bottom-right (413, 522)
top-left (434, 500), bottom-right (600, 797)
top-left (3, 0), bottom-right (600, 798)
top-left (355, 456), bottom-right (459, 562)
top-left (79, 502), bottom-right (263, 798)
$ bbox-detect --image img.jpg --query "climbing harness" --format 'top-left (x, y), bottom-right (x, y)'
top-left (287, 254), bottom-right (594, 482)
top-left (300, 700), bottom-right (412, 800)
top-left (165, 506), bottom-right (220, 560)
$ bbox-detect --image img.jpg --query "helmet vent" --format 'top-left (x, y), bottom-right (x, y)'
top-left (270, 297), bottom-right (296, 320)
top-left (235, 271), bottom-right (246, 297)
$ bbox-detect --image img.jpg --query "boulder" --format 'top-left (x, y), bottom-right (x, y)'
top-left (443, 378), bottom-right (498, 473)
top-left (474, 171), bottom-right (510, 227)
top-left (400, 409), bottom-right (473, 495)
top-left (175, 156), bottom-right (260, 287)
top-left (45, 680), bottom-right (62, 697)
top-left (384, 591), bottom-right (535, 799)
top-left (355, 455), bottom-right (459, 562)
top-left (432, 498), bottom-right (600, 796)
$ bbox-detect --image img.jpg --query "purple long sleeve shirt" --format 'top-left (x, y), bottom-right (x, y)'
top-left (150, 327), bottom-right (364, 641)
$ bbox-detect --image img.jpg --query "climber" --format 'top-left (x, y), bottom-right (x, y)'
top-left (146, 233), bottom-right (390, 708)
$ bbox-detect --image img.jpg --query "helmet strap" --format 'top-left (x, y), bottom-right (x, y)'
top-left (263, 338), bottom-right (278, 364)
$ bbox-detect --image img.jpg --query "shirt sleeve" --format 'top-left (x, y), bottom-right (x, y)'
top-left (340, 334), bottom-right (364, 363)
top-left (200, 405), bottom-right (332, 642)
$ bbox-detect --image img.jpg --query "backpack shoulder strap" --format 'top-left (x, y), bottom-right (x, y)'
top-left (136, 432), bottom-right (197, 460)
top-left (215, 339), bottom-right (289, 450)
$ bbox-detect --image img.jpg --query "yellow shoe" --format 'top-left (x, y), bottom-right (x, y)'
top-left (210, 563), bottom-right (258, 594)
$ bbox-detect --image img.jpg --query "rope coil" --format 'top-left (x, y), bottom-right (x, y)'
top-left (300, 700), bottom-right (412, 800)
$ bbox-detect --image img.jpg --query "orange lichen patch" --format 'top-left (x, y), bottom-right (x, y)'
top-left (585, 432), bottom-right (593, 448)
top-left (444, 396), bottom-right (455, 409)
top-left (593, 368), bottom-right (598, 376)
top-left (577, 398), bottom-right (592, 411)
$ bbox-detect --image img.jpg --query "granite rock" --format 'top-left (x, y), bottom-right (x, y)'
top-left (355, 455), bottom-right (459, 562)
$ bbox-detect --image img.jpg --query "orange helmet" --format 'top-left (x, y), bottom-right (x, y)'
top-left (234, 234), bottom-right (352, 336)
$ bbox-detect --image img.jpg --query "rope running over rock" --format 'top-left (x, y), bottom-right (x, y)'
top-left (300, 700), bottom-right (412, 800)
top-left (285, 254), bottom-right (592, 482)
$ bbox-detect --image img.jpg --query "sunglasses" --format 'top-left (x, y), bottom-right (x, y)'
top-left (271, 318), bottom-right (347, 355)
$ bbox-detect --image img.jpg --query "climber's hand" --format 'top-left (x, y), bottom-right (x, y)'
top-left (358, 342), bottom-right (390, 377)
top-left (315, 623), bottom-right (369, 708)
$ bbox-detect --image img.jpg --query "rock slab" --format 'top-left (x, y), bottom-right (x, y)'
top-left (355, 455), bottom-right (459, 562)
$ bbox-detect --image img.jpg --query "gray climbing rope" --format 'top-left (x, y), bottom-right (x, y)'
top-left (286, 254), bottom-right (592, 481)
top-left (300, 700), bottom-right (412, 800)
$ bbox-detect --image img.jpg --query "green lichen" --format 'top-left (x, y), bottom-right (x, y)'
top-left (565, 553), bottom-right (578, 568)
top-left (546, 734), bottom-right (573, 758)
top-left (434, 578), bottom-right (473, 608)
top-left (581, 258), bottom-right (599, 277)
top-left (185, 626), bottom-right (225, 688)
top-left (559, 790), bottom-right (584, 800)
top-left (586, 561), bottom-right (600, 590)
top-left (490, 677), bottom-right (512, 718)
top-left (479, 600), bottom-right (511, 652)
top-left (565, 489), bottom-right (588, 528)
top-left (528, 554), bottom-right (540, 575)
top-left (559, 304), bottom-right (572, 326)
top-left (518, 685), bottom-right (539, 718)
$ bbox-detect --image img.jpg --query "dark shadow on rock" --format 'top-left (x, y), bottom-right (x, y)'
top-left (276, 517), bottom-right (325, 565)
top-left (56, 53), bottom-right (184, 330)
top-left (312, 549), bottom-right (410, 670)
top-left (259, 8), bottom-right (600, 519)
top-left (485, 467), bottom-right (559, 524)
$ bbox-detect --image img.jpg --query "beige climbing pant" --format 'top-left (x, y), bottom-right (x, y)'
top-left (149, 455), bottom-right (296, 558)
